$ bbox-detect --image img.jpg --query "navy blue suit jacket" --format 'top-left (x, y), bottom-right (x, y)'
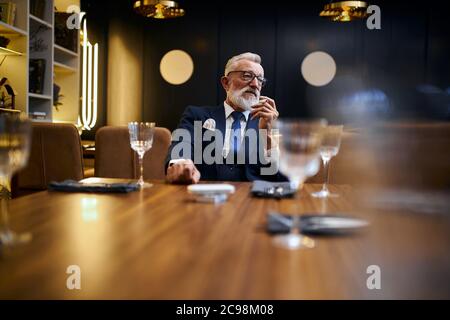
top-left (165, 105), bottom-right (288, 182)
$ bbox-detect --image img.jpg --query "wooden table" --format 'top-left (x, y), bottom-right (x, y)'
top-left (1, 181), bottom-right (450, 299)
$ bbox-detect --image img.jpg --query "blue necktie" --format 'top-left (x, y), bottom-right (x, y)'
top-left (230, 111), bottom-right (244, 156)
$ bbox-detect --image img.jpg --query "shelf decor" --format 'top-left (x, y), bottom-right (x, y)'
top-left (29, 58), bottom-right (46, 94)
top-left (30, 0), bottom-right (46, 20)
top-left (0, 1), bottom-right (80, 124)
top-left (29, 24), bottom-right (48, 53)
top-left (0, 35), bottom-right (9, 47)
top-left (54, 11), bottom-right (78, 52)
top-left (53, 82), bottom-right (63, 111)
top-left (0, 1), bottom-right (16, 25)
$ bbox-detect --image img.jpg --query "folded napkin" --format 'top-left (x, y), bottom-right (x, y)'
top-left (251, 180), bottom-right (295, 199)
top-left (48, 180), bottom-right (139, 193)
top-left (267, 212), bottom-right (369, 235)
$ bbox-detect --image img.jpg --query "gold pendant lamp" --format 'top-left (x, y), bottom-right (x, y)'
top-left (319, 1), bottom-right (369, 22)
top-left (134, 0), bottom-right (185, 19)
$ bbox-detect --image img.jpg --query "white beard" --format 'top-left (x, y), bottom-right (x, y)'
top-left (228, 87), bottom-right (260, 111)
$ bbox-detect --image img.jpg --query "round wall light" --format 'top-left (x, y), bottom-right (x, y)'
top-left (160, 49), bottom-right (194, 85)
top-left (301, 51), bottom-right (336, 87)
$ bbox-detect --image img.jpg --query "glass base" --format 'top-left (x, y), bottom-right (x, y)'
top-left (137, 181), bottom-right (153, 189)
top-left (311, 189), bottom-right (339, 198)
top-left (192, 194), bottom-right (228, 204)
top-left (272, 234), bottom-right (315, 250)
top-left (0, 230), bottom-right (32, 247)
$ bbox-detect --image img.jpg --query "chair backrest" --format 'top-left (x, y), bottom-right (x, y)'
top-left (358, 121), bottom-right (450, 189)
top-left (16, 122), bottom-right (84, 192)
top-left (95, 126), bottom-right (172, 180)
top-left (308, 122), bottom-right (450, 189)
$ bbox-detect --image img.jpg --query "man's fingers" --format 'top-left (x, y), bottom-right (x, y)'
top-left (179, 165), bottom-right (191, 181)
top-left (251, 105), bottom-right (274, 113)
top-left (259, 96), bottom-right (276, 110)
top-left (183, 165), bottom-right (200, 183)
top-left (251, 111), bottom-right (276, 121)
top-left (254, 100), bottom-right (272, 110)
top-left (253, 102), bottom-right (277, 114)
top-left (251, 106), bottom-right (278, 120)
top-left (166, 166), bottom-right (179, 183)
top-left (166, 161), bottom-right (201, 184)
top-left (192, 169), bottom-right (201, 184)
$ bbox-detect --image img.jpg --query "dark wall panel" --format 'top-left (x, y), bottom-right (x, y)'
top-left (84, 0), bottom-right (450, 132)
top-left (142, 4), bottom-right (219, 131)
top-left (217, 3), bottom-right (277, 104)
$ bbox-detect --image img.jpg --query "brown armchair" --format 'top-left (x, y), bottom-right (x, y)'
top-left (14, 122), bottom-right (84, 197)
top-left (94, 126), bottom-right (172, 180)
top-left (308, 122), bottom-right (450, 189)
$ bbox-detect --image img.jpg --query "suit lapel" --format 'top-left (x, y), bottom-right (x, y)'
top-left (244, 116), bottom-right (259, 160)
top-left (245, 115), bottom-right (259, 133)
top-left (209, 105), bottom-right (226, 179)
top-left (211, 105), bottom-right (226, 145)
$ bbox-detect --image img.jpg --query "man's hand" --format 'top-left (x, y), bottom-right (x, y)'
top-left (250, 96), bottom-right (279, 150)
top-left (166, 159), bottom-right (201, 184)
top-left (250, 95), bottom-right (279, 131)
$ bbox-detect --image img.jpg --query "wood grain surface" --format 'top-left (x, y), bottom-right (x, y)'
top-left (1, 181), bottom-right (449, 299)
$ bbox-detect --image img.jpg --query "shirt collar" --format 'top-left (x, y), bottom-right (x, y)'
top-left (224, 101), bottom-right (250, 121)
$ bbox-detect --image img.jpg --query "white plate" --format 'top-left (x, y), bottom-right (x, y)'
top-left (187, 184), bottom-right (235, 195)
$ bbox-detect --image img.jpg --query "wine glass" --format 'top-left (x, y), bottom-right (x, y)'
top-left (273, 118), bottom-right (327, 250)
top-left (128, 122), bottom-right (155, 188)
top-left (311, 125), bottom-right (343, 198)
top-left (0, 113), bottom-right (32, 246)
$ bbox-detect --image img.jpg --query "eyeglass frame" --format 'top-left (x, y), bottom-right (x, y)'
top-left (226, 70), bottom-right (267, 87)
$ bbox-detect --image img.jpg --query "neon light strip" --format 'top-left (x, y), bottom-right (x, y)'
top-left (91, 43), bottom-right (98, 128)
top-left (81, 17), bottom-right (99, 131)
top-left (82, 19), bottom-right (88, 128)
top-left (87, 41), bottom-right (92, 127)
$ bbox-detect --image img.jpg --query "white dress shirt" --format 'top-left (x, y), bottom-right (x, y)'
top-left (222, 102), bottom-right (250, 158)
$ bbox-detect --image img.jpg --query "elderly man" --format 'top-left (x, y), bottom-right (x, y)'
top-left (165, 52), bottom-right (287, 184)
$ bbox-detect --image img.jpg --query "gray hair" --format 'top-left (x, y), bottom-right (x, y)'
top-left (224, 52), bottom-right (262, 76)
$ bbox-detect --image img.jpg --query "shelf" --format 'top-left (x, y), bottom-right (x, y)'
top-left (30, 15), bottom-right (53, 29)
top-left (54, 44), bottom-right (78, 57)
top-left (0, 107), bottom-right (21, 114)
top-left (54, 61), bottom-right (77, 73)
top-left (0, 46), bottom-right (23, 56)
top-left (0, 1), bottom-right (81, 125)
top-left (29, 93), bottom-right (52, 100)
top-left (31, 118), bottom-right (52, 123)
top-left (0, 21), bottom-right (27, 37)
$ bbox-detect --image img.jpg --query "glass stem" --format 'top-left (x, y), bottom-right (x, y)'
top-left (291, 215), bottom-right (300, 235)
top-left (138, 153), bottom-right (144, 185)
top-left (322, 158), bottom-right (330, 193)
top-left (0, 174), bottom-right (12, 233)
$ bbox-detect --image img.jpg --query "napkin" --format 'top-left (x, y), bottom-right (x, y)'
top-left (267, 212), bottom-right (369, 235)
top-left (48, 180), bottom-right (139, 193)
top-left (251, 180), bottom-right (295, 199)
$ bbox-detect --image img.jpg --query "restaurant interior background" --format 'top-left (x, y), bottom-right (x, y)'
top-left (1, 0), bottom-right (450, 301)
top-left (81, 0), bottom-right (450, 137)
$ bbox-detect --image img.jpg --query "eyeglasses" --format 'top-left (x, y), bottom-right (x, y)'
top-left (226, 70), bottom-right (267, 87)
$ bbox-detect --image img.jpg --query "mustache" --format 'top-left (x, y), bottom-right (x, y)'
top-left (239, 86), bottom-right (259, 96)
top-left (228, 86), bottom-right (260, 111)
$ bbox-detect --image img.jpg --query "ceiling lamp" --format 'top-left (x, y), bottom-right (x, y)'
top-left (319, 1), bottom-right (368, 22)
top-left (134, 0), bottom-right (185, 19)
